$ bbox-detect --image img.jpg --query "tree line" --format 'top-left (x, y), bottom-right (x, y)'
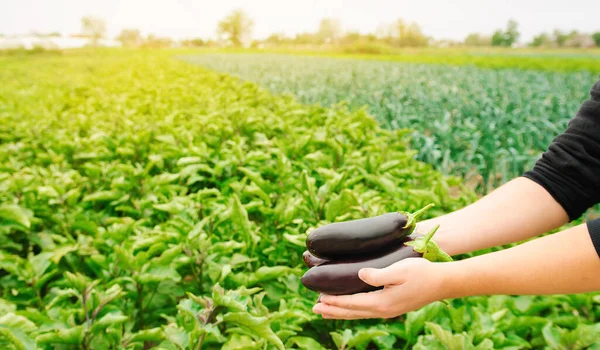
top-left (23, 11), bottom-right (600, 50)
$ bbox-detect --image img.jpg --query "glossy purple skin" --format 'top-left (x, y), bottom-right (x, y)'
top-left (307, 212), bottom-right (410, 260)
top-left (302, 251), bottom-right (329, 268)
top-left (301, 241), bottom-right (421, 295)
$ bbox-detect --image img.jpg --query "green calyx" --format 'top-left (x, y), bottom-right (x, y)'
top-left (404, 224), bottom-right (453, 262)
top-left (401, 203), bottom-right (435, 231)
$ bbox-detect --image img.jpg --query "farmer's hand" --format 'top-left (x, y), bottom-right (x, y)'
top-left (312, 258), bottom-right (453, 320)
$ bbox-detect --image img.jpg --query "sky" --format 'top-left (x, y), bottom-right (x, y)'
top-left (1, 0), bottom-right (598, 43)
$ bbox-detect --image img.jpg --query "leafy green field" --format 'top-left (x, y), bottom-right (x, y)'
top-left (182, 53), bottom-right (597, 192)
top-left (198, 47), bottom-right (600, 74)
top-left (1, 51), bottom-right (599, 349)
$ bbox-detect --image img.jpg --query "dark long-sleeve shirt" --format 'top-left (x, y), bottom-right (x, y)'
top-left (522, 79), bottom-right (600, 257)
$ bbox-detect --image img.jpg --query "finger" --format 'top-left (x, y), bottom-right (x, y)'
top-left (313, 303), bottom-right (379, 320)
top-left (358, 262), bottom-right (411, 287)
top-left (319, 291), bottom-right (382, 310)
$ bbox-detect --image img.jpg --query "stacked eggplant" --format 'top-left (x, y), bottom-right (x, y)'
top-left (301, 204), bottom-right (446, 295)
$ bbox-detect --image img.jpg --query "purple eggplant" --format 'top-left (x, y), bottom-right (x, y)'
top-left (303, 251), bottom-right (329, 268)
top-left (306, 204), bottom-right (433, 260)
top-left (301, 237), bottom-right (421, 295)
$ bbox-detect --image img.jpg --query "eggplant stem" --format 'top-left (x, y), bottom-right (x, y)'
top-left (403, 203), bottom-right (435, 229)
top-left (423, 225), bottom-right (440, 246)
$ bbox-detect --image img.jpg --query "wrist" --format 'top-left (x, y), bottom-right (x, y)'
top-left (416, 220), bottom-right (464, 257)
top-left (437, 261), bottom-right (469, 300)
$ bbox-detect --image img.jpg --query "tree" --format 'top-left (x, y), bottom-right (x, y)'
top-left (317, 18), bottom-right (343, 45)
top-left (340, 31), bottom-right (378, 46)
top-left (32, 32), bottom-right (61, 38)
top-left (491, 19), bottom-right (520, 47)
top-left (464, 33), bottom-right (491, 46)
top-left (529, 32), bottom-right (552, 47)
top-left (217, 9), bottom-right (253, 47)
top-left (81, 16), bottom-right (107, 46)
top-left (593, 32), bottom-right (600, 47)
top-left (182, 38), bottom-right (206, 47)
top-left (505, 20), bottom-right (520, 45)
top-left (552, 29), bottom-right (568, 47)
top-left (116, 29), bottom-right (142, 48)
top-left (260, 33), bottom-right (295, 47)
top-left (403, 22), bottom-right (428, 47)
top-left (142, 34), bottom-right (173, 49)
top-left (377, 19), bottom-right (428, 47)
top-left (293, 32), bottom-right (318, 45)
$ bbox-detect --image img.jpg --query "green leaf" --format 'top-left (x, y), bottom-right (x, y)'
top-left (542, 323), bottom-right (562, 349)
top-left (347, 329), bottom-right (389, 348)
top-left (406, 302), bottom-right (445, 342)
top-left (325, 189), bottom-right (359, 222)
top-left (151, 173), bottom-right (180, 185)
top-left (163, 324), bottom-right (189, 350)
top-left (91, 312), bottom-right (128, 332)
top-left (447, 305), bottom-right (467, 333)
top-left (29, 252), bottom-right (52, 279)
top-left (64, 271), bottom-right (91, 291)
top-left (37, 186), bottom-right (60, 198)
top-left (330, 329), bottom-right (353, 349)
top-left (425, 323), bottom-right (470, 350)
top-left (138, 265), bottom-right (182, 284)
top-left (36, 326), bottom-right (85, 345)
top-left (153, 201), bottom-right (186, 214)
top-left (221, 312), bottom-right (284, 350)
top-left (0, 299), bottom-right (16, 315)
top-left (474, 339), bottom-right (494, 350)
top-left (330, 332), bottom-right (344, 349)
top-left (127, 327), bottom-right (165, 344)
top-left (569, 323), bottom-right (600, 350)
top-left (0, 326), bottom-right (36, 350)
top-left (364, 174), bottom-right (398, 195)
top-left (83, 191), bottom-right (121, 203)
top-left (285, 336), bottom-right (327, 350)
top-left (50, 245), bottom-right (77, 264)
top-left (232, 266), bottom-right (298, 286)
top-left (222, 334), bottom-right (263, 350)
top-left (231, 194), bottom-right (258, 246)
top-left (176, 156), bottom-right (202, 166)
top-left (301, 171), bottom-right (319, 211)
top-left (0, 314), bottom-right (36, 333)
top-left (46, 288), bottom-right (80, 309)
top-left (0, 204), bottom-right (30, 229)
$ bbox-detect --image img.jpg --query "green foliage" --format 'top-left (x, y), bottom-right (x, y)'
top-left (593, 32), bottom-right (600, 47)
top-left (217, 9), bottom-right (254, 47)
top-left (0, 51), bottom-right (598, 349)
top-left (184, 53), bottom-right (596, 192)
top-left (0, 51), bottom-right (473, 349)
top-left (491, 20), bottom-right (520, 47)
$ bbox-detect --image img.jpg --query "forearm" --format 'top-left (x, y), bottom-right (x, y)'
top-left (444, 224), bottom-right (600, 298)
top-left (417, 177), bottom-right (569, 256)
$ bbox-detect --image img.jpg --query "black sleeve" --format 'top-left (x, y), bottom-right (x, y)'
top-left (587, 218), bottom-right (600, 258)
top-left (521, 79), bottom-right (600, 257)
top-left (522, 79), bottom-right (600, 220)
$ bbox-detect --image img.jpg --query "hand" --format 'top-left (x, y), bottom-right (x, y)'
top-left (312, 258), bottom-right (452, 320)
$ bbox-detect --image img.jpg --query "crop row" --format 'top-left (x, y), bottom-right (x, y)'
top-left (184, 53), bottom-right (597, 192)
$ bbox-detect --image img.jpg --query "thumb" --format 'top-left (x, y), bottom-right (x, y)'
top-left (358, 265), bottom-right (406, 287)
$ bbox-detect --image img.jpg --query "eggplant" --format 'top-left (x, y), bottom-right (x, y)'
top-left (303, 251), bottom-right (329, 268)
top-left (306, 204), bottom-right (433, 260)
top-left (301, 236), bottom-right (421, 295)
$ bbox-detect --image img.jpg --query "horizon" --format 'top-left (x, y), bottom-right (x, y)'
top-left (1, 0), bottom-right (599, 43)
